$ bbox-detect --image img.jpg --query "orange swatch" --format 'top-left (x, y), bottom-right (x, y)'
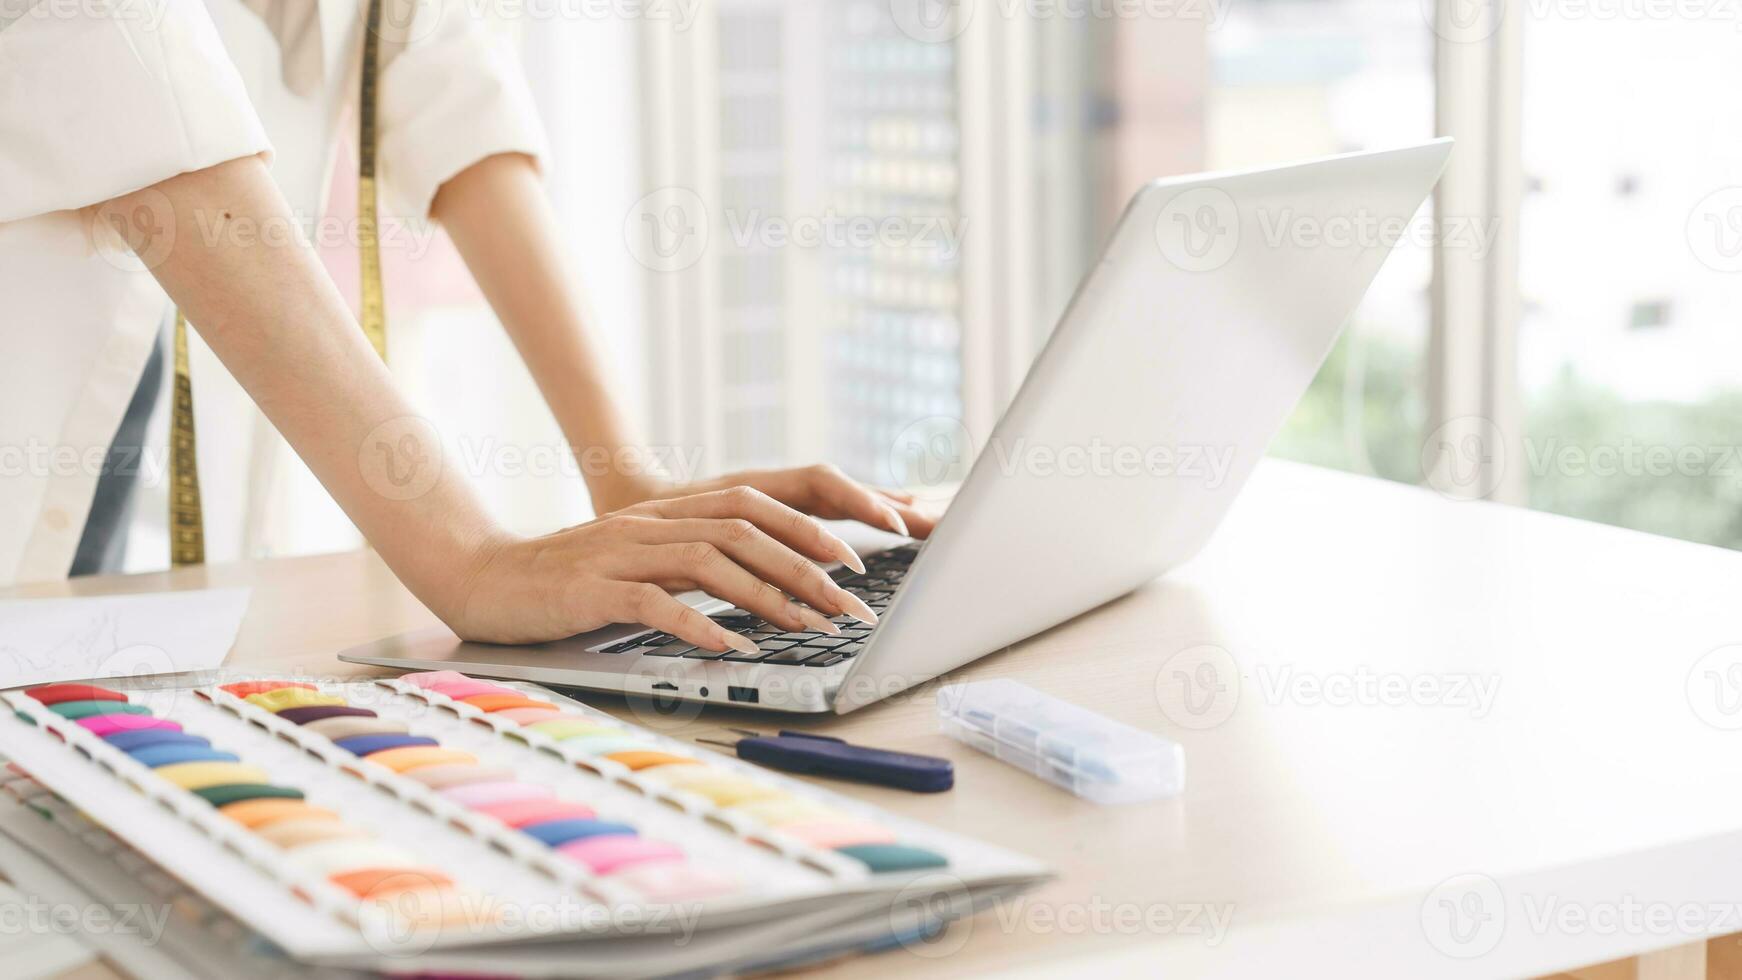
top-left (459, 694), bottom-right (556, 713)
top-left (329, 867), bottom-right (455, 899)
top-left (219, 799), bottom-right (340, 829)
top-left (603, 751), bottom-right (702, 772)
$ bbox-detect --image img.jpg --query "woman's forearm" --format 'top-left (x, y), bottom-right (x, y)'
top-left (97, 156), bottom-right (900, 647)
top-left (431, 152), bottom-right (656, 509)
top-left (104, 156), bottom-right (505, 618)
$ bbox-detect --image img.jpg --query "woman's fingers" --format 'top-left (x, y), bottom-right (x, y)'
top-left (885, 499), bottom-right (938, 538)
top-left (796, 465), bottom-right (911, 537)
top-left (870, 485), bottom-right (941, 538)
top-left (737, 466), bottom-right (933, 540)
top-left (633, 486), bottom-right (867, 574)
top-left (600, 581), bottom-right (759, 656)
top-left (629, 518), bottom-right (863, 628)
top-left (639, 543), bottom-right (820, 633)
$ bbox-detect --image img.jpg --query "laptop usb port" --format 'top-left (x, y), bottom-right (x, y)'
top-left (727, 686), bottom-right (759, 704)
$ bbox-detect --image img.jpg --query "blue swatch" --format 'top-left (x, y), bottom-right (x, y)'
top-left (520, 819), bottom-right (638, 848)
top-left (128, 745), bottom-right (242, 768)
top-left (102, 731), bottom-right (210, 752)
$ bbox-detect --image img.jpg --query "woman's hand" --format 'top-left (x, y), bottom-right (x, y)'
top-left (449, 486), bottom-right (883, 647)
top-left (597, 464), bottom-right (938, 540)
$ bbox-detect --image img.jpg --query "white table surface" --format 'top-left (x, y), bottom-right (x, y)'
top-left (1003, 458), bottom-right (1742, 978)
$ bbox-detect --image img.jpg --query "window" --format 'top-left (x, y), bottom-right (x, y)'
top-left (691, 0), bottom-right (967, 486)
top-left (1519, 14), bottom-right (1742, 547)
top-left (1205, 0), bottom-right (1437, 484)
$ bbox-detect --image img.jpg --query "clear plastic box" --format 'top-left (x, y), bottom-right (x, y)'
top-left (936, 679), bottom-right (1185, 805)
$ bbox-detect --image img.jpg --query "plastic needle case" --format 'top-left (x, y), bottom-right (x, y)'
top-left (936, 679), bottom-right (1185, 804)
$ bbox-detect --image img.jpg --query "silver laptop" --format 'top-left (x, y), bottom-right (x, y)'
top-left (340, 140), bottom-right (1454, 713)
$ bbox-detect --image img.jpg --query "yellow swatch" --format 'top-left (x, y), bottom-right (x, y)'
top-left (244, 688), bottom-right (347, 713)
top-left (155, 761), bottom-right (272, 791)
top-left (726, 796), bottom-right (845, 826)
top-left (658, 772), bottom-right (787, 807)
top-left (639, 764), bottom-right (729, 787)
top-left (525, 718), bottom-right (621, 740)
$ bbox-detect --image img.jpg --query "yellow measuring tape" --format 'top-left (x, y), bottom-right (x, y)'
top-left (168, 311), bottom-right (205, 566)
top-left (170, 0), bottom-right (387, 566)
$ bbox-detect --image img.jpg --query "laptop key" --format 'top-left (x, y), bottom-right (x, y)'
top-left (680, 647), bottom-right (729, 661)
top-left (721, 648), bottom-right (774, 663)
top-left (761, 647), bottom-right (820, 665)
top-left (635, 645), bottom-right (684, 658)
top-left (802, 654), bottom-right (846, 668)
top-left (800, 637), bottom-right (852, 650)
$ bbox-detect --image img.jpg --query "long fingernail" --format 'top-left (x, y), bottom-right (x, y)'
top-left (794, 605), bottom-right (841, 635)
top-left (722, 632), bottom-right (761, 657)
top-left (833, 589), bottom-right (878, 626)
top-left (827, 537), bottom-right (867, 575)
top-left (881, 505), bottom-right (910, 538)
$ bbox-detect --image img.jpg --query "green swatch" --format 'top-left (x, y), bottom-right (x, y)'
top-left (192, 784), bottom-right (305, 807)
top-left (834, 844), bottom-right (948, 873)
top-left (48, 701), bottom-right (151, 720)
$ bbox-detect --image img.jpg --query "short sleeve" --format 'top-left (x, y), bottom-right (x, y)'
top-left (0, 0), bottom-right (272, 223)
top-left (375, 6), bottom-right (549, 220)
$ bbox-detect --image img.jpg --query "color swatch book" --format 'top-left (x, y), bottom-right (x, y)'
top-left (0, 671), bottom-right (1049, 977)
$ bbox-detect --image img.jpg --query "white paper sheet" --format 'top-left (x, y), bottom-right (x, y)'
top-left (0, 588), bottom-right (251, 689)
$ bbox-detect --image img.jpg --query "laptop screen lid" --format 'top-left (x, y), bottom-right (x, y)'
top-left (831, 140), bottom-right (1454, 712)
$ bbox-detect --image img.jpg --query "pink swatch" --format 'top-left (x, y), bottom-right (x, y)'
top-left (609, 862), bottom-right (737, 902)
top-left (438, 781), bottom-right (554, 809)
top-left (772, 819), bottom-right (898, 850)
top-left (427, 680), bottom-right (517, 700)
top-left (557, 835), bottom-right (682, 875)
top-left (77, 715), bottom-right (181, 737)
top-left (473, 798), bottom-right (598, 828)
top-left (397, 671), bottom-right (470, 689)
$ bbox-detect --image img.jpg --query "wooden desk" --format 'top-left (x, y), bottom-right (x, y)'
top-left (16, 460), bottom-right (1742, 978)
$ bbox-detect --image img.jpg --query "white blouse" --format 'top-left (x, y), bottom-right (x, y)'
top-left (0, 0), bottom-right (548, 583)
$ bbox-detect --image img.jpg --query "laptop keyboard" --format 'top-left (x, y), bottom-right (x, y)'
top-left (593, 544), bottom-right (919, 668)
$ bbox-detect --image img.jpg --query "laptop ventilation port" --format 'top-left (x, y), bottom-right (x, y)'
top-left (650, 682), bottom-right (679, 692)
top-left (727, 687), bottom-right (760, 704)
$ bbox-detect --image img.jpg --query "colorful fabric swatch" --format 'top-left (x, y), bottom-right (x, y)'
top-left (16, 669), bottom-right (955, 921)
